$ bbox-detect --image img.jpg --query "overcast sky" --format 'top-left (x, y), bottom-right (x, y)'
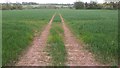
top-left (1, 0), bottom-right (104, 4)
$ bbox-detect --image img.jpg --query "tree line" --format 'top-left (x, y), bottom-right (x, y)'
top-left (1, 1), bottom-right (120, 10)
top-left (74, 1), bottom-right (120, 10)
top-left (1, 3), bottom-right (23, 10)
top-left (1, 2), bottom-right (39, 10)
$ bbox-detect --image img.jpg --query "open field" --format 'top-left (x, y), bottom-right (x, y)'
top-left (2, 9), bottom-right (55, 65)
top-left (60, 9), bottom-right (118, 65)
top-left (2, 9), bottom-right (118, 66)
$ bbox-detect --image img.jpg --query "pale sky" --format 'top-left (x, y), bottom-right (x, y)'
top-left (1, 0), bottom-right (104, 4)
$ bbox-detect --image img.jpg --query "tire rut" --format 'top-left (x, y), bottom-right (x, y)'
top-left (16, 14), bottom-right (56, 66)
top-left (59, 14), bottom-right (103, 66)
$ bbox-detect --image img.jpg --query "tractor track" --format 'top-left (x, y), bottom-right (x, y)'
top-left (59, 14), bottom-right (103, 66)
top-left (15, 13), bottom-right (105, 66)
top-left (16, 14), bottom-right (56, 66)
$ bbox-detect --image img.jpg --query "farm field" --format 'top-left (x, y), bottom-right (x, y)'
top-left (2, 9), bottom-right (118, 66)
top-left (2, 9), bottom-right (55, 65)
top-left (60, 9), bottom-right (118, 65)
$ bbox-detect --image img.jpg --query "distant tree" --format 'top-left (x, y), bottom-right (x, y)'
top-left (85, 2), bottom-right (89, 9)
top-left (2, 3), bottom-right (11, 10)
top-left (17, 5), bottom-right (23, 10)
top-left (118, 1), bottom-right (120, 9)
top-left (102, 2), bottom-right (118, 9)
top-left (97, 4), bottom-right (103, 9)
top-left (111, 2), bottom-right (118, 9)
top-left (74, 1), bottom-right (84, 9)
top-left (0, 5), bottom-right (2, 10)
top-left (2, 3), bottom-right (23, 10)
top-left (88, 1), bottom-right (98, 9)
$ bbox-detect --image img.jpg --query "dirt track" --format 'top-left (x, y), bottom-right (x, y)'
top-left (15, 13), bottom-right (104, 66)
top-left (59, 14), bottom-right (103, 66)
top-left (16, 14), bottom-right (55, 66)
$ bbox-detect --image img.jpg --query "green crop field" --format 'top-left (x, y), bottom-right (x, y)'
top-left (2, 9), bottom-right (55, 65)
top-left (60, 9), bottom-right (118, 65)
top-left (2, 9), bottom-right (118, 66)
